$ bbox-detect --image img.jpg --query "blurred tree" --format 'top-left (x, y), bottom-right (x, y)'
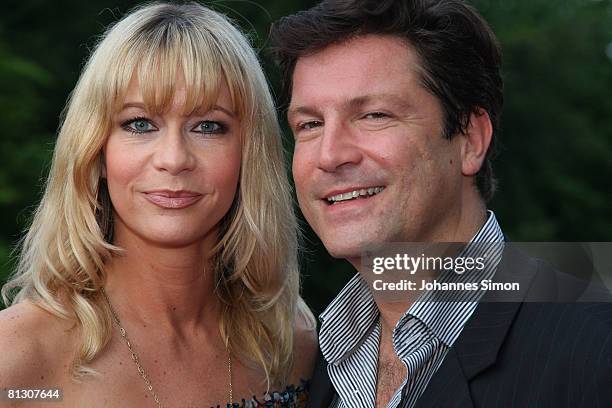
top-left (0, 32), bottom-right (54, 290)
top-left (480, 0), bottom-right (612, 241)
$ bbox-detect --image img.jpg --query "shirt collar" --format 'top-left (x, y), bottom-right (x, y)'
top-left (407, 210), bottom-right (505, 346)
top-left (319, 273), bottom-right (377, 364)
top-left (319, 210), bottom-right (505, 363)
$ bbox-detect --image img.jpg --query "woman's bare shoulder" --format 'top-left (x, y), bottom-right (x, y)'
top-left (0, 301), bottom-right (76, 385)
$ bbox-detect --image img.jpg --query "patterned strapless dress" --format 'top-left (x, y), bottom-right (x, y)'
top-left (211, 380), bottom-right (309, 408)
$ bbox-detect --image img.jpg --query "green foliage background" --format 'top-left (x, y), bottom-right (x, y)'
top-left (0, 0), bottom-right (611, 315)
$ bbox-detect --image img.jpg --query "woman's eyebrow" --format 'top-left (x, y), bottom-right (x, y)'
top-left (116, 103), bottom-right (236, 118)
top-left (209, 105), bottom-right (236, 118)
top-left (117, 102), bottom-right (146, 112)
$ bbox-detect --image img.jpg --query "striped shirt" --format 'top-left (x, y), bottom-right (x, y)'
top-left (319, 211), bottom-right (505, 408)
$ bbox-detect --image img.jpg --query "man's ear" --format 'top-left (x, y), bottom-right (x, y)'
top-left (461, 108), bottom-right (492, 176)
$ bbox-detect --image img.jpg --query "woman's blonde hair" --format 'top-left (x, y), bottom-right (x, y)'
top-left (1, 1), bottom-right (313, 386)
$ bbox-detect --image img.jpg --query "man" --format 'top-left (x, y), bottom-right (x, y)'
top-left (270, 0), bottom-right (612, 407)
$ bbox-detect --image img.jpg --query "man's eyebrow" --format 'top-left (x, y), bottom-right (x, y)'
top-left (287, 105), bottom-right (320, 121)
top-left (345, 94), bottom-right (413, 111)
top-left (288, 93), bottom-right (413, 120)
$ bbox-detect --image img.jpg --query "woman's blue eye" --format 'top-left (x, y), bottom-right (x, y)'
top-left (122, 118), bottom-right (156, 133)
top-left (193, 121), bottom-right (225, 134)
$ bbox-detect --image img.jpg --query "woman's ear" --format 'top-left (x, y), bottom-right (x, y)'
top-left (461, 108), bottom-right (493, 177)
top-left (100, 151), bottom-right (107, 179)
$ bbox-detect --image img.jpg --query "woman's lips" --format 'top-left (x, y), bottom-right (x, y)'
top-left (142, 191), bottom-right (203, 209)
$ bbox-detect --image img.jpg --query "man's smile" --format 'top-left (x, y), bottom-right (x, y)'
top-left (325, 186), bottom-right (386, 204)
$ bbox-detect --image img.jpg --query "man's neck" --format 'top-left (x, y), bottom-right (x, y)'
top-left (372, 205), bottom-right (488, 340)
top-left (376, 314), bottom-right (408, 408)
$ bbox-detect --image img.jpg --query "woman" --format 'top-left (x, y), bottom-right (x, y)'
top-left (0, 2), bottom-right (317, 407)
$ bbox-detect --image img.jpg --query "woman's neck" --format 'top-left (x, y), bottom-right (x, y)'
top-left (103, 228), bottom-right (222, 335)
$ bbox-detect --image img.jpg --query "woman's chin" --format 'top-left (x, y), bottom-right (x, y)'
top-left (115, 223), bottom-right (217, 250)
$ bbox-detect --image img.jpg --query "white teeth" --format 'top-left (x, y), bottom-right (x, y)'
top-left (326, 186), bottom-right (385, 203)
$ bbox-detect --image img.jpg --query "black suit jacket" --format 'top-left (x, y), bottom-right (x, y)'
top-left (307, 246), bottom-right (612, 408)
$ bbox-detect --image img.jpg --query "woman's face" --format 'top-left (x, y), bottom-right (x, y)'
top-left (104, 75), bottom-right (241, 250)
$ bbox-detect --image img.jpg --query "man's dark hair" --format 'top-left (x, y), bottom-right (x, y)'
top-left (270, 0), bottom-right (503, 201)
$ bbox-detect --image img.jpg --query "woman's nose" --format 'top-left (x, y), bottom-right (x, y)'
top-left (151, 127), bottom-right (197, 175)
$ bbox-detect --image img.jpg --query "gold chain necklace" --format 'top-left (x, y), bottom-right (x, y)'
top-left (101, 288), bottom-right (233, 407)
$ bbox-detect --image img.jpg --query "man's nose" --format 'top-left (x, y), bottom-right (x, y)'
top-left (152, 127), bottom-right (196, 175)
top-left (317, 121), bottom-right (363, 172)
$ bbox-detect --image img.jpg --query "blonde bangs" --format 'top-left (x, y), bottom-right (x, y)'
top-left (103, 15), bottom-right (247, 121)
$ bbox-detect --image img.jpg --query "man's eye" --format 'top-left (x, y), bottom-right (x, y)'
top-left (363, 112), bottom-right (389, 120)
top-left (193, 120), bottom-right (226, 134)
top-left (299, 121), bottom-right (323, 130)
top-left (122, 118), bottom-right (157, 133)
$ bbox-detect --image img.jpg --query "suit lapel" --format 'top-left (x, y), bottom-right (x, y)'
top-left (413, 346), bottom-right (475, 408)
top-left (310, 246), bottom-right (541, 408)
top-left (307, 350), bottom-right (335, 408)
top-left (413, 245), bottom-right (538, 408)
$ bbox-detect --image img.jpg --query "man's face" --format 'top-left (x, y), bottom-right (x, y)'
top-left (289, 35), bottom-right (464, 266)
